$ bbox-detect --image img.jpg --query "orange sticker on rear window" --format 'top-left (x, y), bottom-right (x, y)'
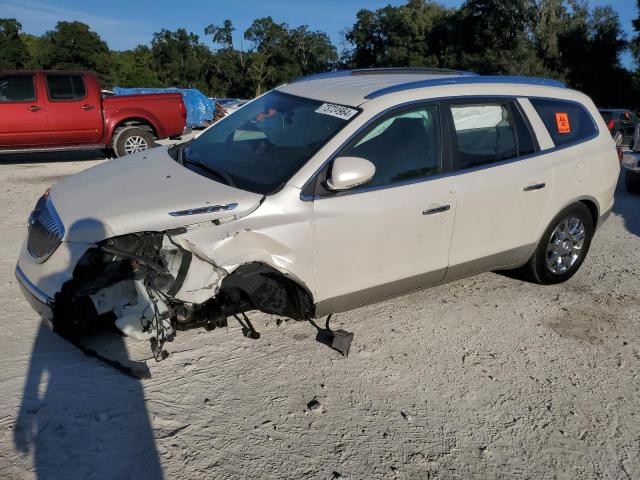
top-left (555, 112), bottom-right (571, 134)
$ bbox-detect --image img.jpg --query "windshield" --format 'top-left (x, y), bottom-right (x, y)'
top-left (175, 91), bottom-right (359, 195)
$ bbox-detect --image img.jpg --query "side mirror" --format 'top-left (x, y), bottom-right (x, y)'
top-left (326, 156), bottom-right (376, 191)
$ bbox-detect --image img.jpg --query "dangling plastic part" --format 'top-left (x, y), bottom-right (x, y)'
top-left (309, 314), bottom-right (354, 357)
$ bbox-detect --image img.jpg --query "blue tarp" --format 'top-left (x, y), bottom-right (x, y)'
top-left (112, 87), bottom-right (214, 128)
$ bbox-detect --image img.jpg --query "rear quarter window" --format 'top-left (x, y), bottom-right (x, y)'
top-left (530, 98), bottom-right (597, 147)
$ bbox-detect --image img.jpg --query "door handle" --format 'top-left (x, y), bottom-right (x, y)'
top-left (523, 183), bottom-right (546, 192)
top-left (423, 204), bottom-right (451, 215)
top-left (27, 105), bottom-right (43, 112)
top-left (81, 104), bottom-right (95, 110)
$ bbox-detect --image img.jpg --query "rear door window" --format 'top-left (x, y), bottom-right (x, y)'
top-left (46, 75), bottom-right (87, 101)
top-left (450, 103), bottom-right (517, 169)
top-left (530, 98), bottom-right (597, 147)
top-left (0, 75), bottom-right (36, 102)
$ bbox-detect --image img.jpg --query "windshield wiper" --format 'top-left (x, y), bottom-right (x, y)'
top-left (182, 156), bottom-right (237, 188)
top-left (169, 141), bottom-right (192, 165)
top-left (171, 141), bottom-right (237, 188)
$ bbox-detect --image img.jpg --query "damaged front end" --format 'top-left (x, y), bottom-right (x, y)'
top-left (53, 229), bottom-right (314, 360)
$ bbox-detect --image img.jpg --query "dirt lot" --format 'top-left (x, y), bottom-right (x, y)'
top-left (0, 148), bottom-right (639, 480)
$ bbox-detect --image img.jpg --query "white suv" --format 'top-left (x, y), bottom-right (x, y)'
top-left (16, 69), bottom-right (620, 353)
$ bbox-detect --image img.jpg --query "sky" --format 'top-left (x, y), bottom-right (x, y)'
top-left (0, 0), bottom-right (636, 66)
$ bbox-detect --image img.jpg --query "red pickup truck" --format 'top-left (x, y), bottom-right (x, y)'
top-left (0, 71), bottom-right (187, 157)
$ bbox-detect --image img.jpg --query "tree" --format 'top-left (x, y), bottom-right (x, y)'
top-left (2, 2), bottom-right (636, 108)
top-left (450, 0), bottom-right (548, 75)
top-left (112, 46), bottom-right (162, 87)
top-left (244, 16), bottom-right (337, 92)
top-left (205, 20), bottom-right (235, 49)
top-left (19, 33), bottom-right (46, 69)
top-left (344, 1), bottom-right (452, 68)
top-left (151, 28), bottom-right (213, 91)
top-left (558, 4), bottom-right (630, 106)
top-left (630, 0), bottom-right (640, 65)
top-left (0, 18), bottom-right (30, 69)
top-left (38, 21), bottom-right (112, 84)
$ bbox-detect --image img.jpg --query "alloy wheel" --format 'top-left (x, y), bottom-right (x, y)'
top-left (546, 216), bottom-right (585, 274)
top-left (123, 136), bottom-right (149, 155)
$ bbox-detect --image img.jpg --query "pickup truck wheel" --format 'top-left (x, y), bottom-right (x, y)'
top-left (521, 203), bottom-right (594, 285)
top-left (114, 127), bottom-right (154, 157)
top-left (626, 170), bottom-right (640, 195)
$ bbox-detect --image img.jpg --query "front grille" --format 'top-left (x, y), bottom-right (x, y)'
top-left (27, 194), bottom-right (64, 261)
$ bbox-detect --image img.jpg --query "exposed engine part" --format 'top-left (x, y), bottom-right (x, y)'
top-left (53, 230), bottom-right (316, 363)
top-left (89, 275), bottom-right (172, 343)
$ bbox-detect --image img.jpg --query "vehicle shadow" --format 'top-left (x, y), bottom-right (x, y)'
top-left (613, 172), bottom-right (640, 238)
top-left (0, 149), bottom-right (108, 165)
top-left (14, 217), bottom-right (163, 479)
top-left (14, 322), bottom-right (164, 480)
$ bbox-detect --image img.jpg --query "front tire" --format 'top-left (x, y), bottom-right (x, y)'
top-left (113, 127), bottom-right (155, 158)
top-left (625, 170), bottom-right (640, 195)
top-left (522, 203), bottom-right (594, 285)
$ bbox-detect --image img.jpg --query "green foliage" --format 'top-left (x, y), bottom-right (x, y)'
top-left (243, 17), bottom-right (337, 95)
top-left (38, 21), bottom-right (113, 84)
top-left (0, 0), bottom-right (637, 106)
top-left (112, 46), bottom-right (162, 88)
top-left (150, 28), bottom-right (213, 91)
top-left (0, 19), bottom-right (30, 69)
top-left (631, 0), bottom-right (640, 64)
top-left (345, 0), bottom-right (453, 68)
top-left (205, 20), bottom-right (235, 49)
top-left (344, 0), bottom-right (636, 107)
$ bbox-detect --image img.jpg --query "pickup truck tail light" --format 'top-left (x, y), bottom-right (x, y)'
top-left (617, 146), bottom-right (623, 162)
top-left (607, 120), bottom-right (615, 130)
top-left (179, 101), bottom-right (186, 120)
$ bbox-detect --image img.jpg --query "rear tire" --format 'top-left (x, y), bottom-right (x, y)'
top-left (113, 127), bottom-right (155, 158)
top-left (625, 170), bottom-right (640, 195)
top-left (521, 203), bottom-right (594, 285)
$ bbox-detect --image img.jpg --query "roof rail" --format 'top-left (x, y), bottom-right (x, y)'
top-left (365, 75), bottom-right (566, 99)
top-left (289, 70), bottom-right (351, 83)
top-left (290, 68), bottom-right (475, 84)
top-left (350, 67), bottom-right (476, 76)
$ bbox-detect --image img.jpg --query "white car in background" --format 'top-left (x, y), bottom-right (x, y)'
top-left (624, 124), bottom-right (640, 194)
top-left (16, 68), bottom-right (620, 357)
top-left (224, 99), bottom-right (250, 115)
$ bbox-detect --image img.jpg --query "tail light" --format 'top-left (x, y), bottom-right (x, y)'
top-left (178, 101), bottom-right (186, 120)
top-left (616, 146), bottom-right (623, 162)
top-left (607, 120), bottom-right (615, 130)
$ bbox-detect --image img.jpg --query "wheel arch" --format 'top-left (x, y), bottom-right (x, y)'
top-left (111, 117), bottom-right (158, 141)
top-left (578, 198), bottom-right (599, 229)
top-left (216, 262), bottom-right (315, 320)
top-left (105, 110), bottom-right (162, 144)
top-left (536, 195), bottom-right (600, 246)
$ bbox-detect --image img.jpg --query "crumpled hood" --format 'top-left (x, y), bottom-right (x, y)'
top-left (49, 146), bottom-right (263, 243)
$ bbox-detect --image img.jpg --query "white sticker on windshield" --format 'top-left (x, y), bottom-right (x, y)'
top-left (315, 103), bottom-right (358, 120)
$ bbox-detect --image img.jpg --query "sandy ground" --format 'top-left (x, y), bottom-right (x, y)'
top-left (0, 145), bottom-right (639, 480)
